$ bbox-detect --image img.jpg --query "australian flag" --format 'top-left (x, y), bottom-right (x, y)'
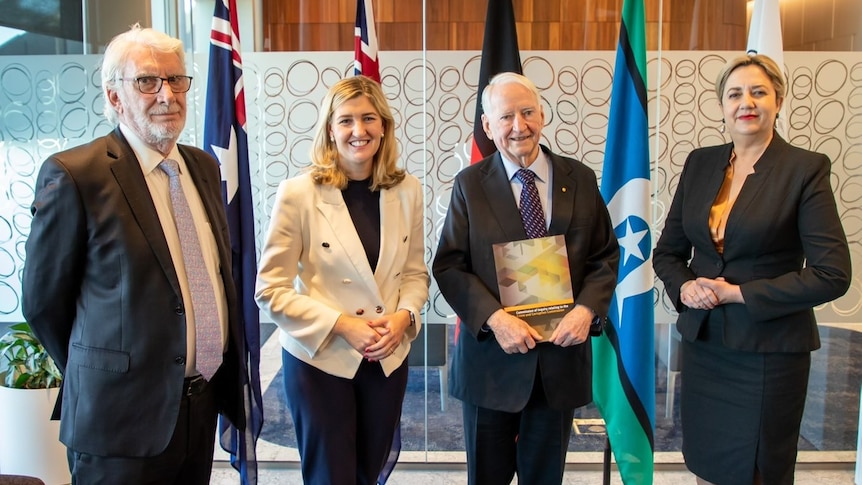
top-left (203, 0), bottom-right (263, 483)
top-left (354, 0), bottom-right (380, 82)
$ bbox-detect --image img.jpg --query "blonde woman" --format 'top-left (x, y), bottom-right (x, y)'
top-left (256, 76), bottom-right (429, 484)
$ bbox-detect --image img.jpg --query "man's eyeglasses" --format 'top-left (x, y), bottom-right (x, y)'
top-left (117, 75), bottom-right (193, 94)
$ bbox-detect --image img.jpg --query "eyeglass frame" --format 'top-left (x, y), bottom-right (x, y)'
top-left (116, 75), bottom-right (194, 94)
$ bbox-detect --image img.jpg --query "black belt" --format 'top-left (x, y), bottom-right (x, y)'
top-left (183, 375), bottom-right (208, 396)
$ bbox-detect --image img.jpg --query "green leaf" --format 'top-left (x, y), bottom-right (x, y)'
top-left (0, 322), bottom-right (62, 389)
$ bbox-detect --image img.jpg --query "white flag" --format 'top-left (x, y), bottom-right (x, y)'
top-left (747, 0), bottom-right (787, 138)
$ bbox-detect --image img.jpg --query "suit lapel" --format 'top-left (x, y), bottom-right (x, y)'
top-left (546, 149), bottom-right (575, 235)
top-left (723, 137), bottom-right (782, 245)
top-left (691, 144), bottom-right (733, 254)
top-left (375, 186), bottom-right (401, 288)
top-left (480, 154), bottom-right (527, 242)
top-left (107, 129), bottom-right (182, 297)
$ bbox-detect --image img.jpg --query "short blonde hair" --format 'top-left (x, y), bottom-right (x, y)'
top-left (309, 76), bottom-right (404, 190)
top-left (715, 54), bottom-right (786, 105)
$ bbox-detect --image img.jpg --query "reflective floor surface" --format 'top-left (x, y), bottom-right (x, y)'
top-left (210, 463), bottom-right (856, 484)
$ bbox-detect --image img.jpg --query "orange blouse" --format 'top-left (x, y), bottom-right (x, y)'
top-left (708, 152), bottom-right (737, 255)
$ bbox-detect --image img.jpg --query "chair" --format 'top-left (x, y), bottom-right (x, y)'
top-left (407, 323), bottom-right (449, 411)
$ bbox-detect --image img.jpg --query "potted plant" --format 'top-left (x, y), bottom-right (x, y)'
top-left (0, 322), bottom-right (62, 389)
top-left (0, 322), bottom-right (69, 484)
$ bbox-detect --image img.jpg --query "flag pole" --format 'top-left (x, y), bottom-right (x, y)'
top-left (603, 436), bottom-right (612, 485)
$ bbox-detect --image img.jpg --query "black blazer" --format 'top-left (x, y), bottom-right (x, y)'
top-left (22, 128), bottom-right (246, 457)
top-left (653, 135), bottom-right (851, 352)
top-left (432, 147), bottom-right (619, 412)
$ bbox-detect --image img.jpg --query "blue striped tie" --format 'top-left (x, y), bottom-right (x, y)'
top-left (159, 159), bottom-right (222, 380)
top-left (516, 169), bottom-right (547, 239)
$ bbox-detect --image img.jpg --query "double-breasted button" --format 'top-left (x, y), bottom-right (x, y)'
top-left (175, 306), bottom-right (184, 315)
top-left (375, 306), bottom-right (384, 314)
top-left (174, 356), bottom-right (186, 366)
top-left (355, 308), bottom-right (365, 315)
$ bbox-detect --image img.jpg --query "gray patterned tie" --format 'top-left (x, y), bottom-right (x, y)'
top-left (516, 169), bottom-right (547, 239)
top-left (159, 159), bottom-right (222, 380)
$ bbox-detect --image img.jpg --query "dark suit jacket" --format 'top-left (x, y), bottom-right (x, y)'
top-left (432, 147), bottom-right (620, 412)
top-left (653, 135), bottom-right (851, 352)
top-left (22, 128), bottom-right (246, 457)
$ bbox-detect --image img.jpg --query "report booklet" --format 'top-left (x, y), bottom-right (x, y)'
top-left (492, 234), bottom-right (574, 340)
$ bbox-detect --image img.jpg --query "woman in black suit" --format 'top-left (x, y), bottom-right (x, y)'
top-left (653, 54), bottom-right (851, 485)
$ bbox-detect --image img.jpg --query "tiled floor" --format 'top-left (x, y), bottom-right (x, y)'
top-left (254, 323), bottom-right (862, 454)
top-left (209, 464), bottom-right (857, 484)
top-left (212, 322), bottom-right (861, 484)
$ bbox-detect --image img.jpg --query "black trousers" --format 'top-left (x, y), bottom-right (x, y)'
top-left (67, 376), bottom-right (217, 485)
top-left (282, 349), bottom-right (408, 485)
top-left (461, 368), bottom-right (575, 485)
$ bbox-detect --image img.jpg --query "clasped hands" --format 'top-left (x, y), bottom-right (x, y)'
top-left (680, 276), bottom-right (744, 310)
top-left (487, 304), bottom-right (594, 354)
top-left (334, 310), bottom-right (412, 361)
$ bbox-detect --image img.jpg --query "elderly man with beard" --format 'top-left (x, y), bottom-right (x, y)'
top-left (22, 25), bottom-right (246, 484)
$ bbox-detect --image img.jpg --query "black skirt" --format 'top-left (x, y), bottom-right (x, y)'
top-left (680, 322), bottom-right (811, 485)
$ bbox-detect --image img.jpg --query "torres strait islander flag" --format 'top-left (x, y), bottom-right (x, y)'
top-left (204, 1), bottom-right (263, 484)
top-left (592, 0), bottom-right (656, 483)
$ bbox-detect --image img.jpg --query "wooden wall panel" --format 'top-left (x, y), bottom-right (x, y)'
top-left (426, 2), bottom-right (450, 22)
top-left (376, 0), bottom-right (395, 22)
top-left (560, 22), bottom-right (586, 50)
top-left (803, 0), bottom-right (835, 44)
top-left (449, 0), bottom-right (487, 23)
top-left (646, 23), bottom-right (666, 50)
top-left (533, 0), bottom-right (561, 22)
top-left (782, 0), bottom-right (804, 49)
top-left (392, 0), bottom-right (423, 23)
top-left (584, 21), bottom-right (620, 51)
top-left (450, 22), bottom-right (487, 51)
top-left (586, 0), bottom-right (622, 22)
top-left (266, 0), bottom-right (295, 23)
top-left (722, 0), bottom-right (745, 26)
top-left (645, 0), bottom-right (670, 22)
top-left (424, 23), bottom-right (451, 50)
top-left (379, 23), bottom-right (422, 50)
top-left (294, 1), bottom-right (339, 23)
top-left (262, 0), bottom-right (757, 52)
top-left (561, 1), bottom-right (586, 22)
top-left (667, 1), bottom-right (694, 23)
top-left (834, 0), bottom-right (862, 37)
top-left (531, 22), bottom-right (562, 50)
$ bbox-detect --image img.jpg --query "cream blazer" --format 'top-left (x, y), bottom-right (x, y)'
top-left (255, 172), bottom-right (429, 378)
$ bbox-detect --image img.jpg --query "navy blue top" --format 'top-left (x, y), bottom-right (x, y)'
top-left (342, 178), bottom-right (381, 272)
